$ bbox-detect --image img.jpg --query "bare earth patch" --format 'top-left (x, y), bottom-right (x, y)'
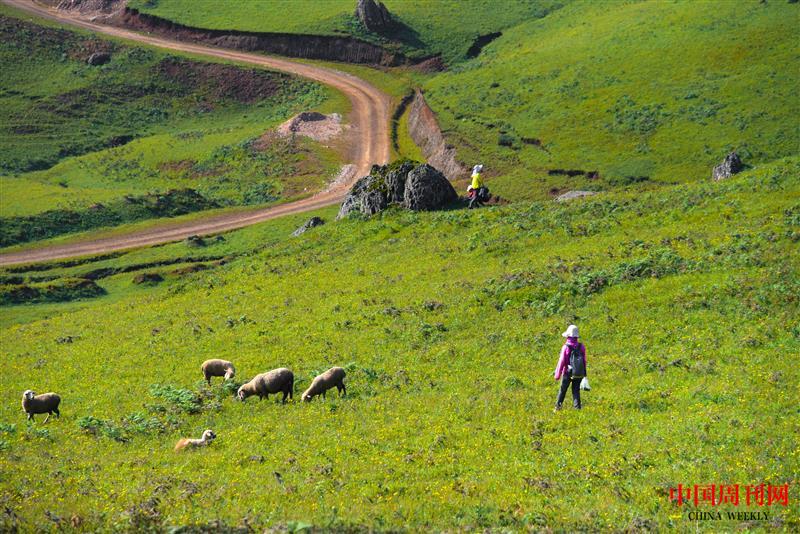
top-left (276, 112), bottom-right (345, 142)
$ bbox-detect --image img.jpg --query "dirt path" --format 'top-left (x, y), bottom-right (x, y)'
top-left (0, 0), bottom-right (392, 267)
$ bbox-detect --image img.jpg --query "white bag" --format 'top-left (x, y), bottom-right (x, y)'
top-left (580, 377), bottom-right (591, 391)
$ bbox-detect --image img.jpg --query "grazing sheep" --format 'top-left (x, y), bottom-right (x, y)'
top-left (237, 368), bottom-right (294, 403)
top-left (174, 429), bottom-right (216, 451)
top-left (21, 390), bottom-right (61, 423)
top-left (302, 367), bottom-right (346, 402)
top-left (200, 359), bottom-right (236, 385)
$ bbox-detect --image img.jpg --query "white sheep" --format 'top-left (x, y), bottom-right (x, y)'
top-left (21, 390), bottom-right (61, 423)
top-left (237, 368), bottom-right (294, 403)
top-left (200, 359), bottom-right (235, 385)
top-left (174, 429), bottom-right (216, 452)
top-left (302, 367), bottom-right (346, 401)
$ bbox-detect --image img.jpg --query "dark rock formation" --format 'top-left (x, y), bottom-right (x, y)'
top-left (292, 216), bottom-right (325, 237)
top-left (86, 52), bottom-right (111, 66)
top-left (406, 90), bottom-right (468, 181)
top-left (403, 164), bottom-right (458, 211)
top-left (355, 0), bottom-right (393, 32)
top-left (712, 152), bottom-right (743, 181)
top-left (338, 162), bottom-right (457, 218)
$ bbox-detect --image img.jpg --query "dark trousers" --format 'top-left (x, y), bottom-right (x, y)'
top-left (468, 193), bottom-right (483, 209)
top-left (556, 374), bottom-right (581, 409)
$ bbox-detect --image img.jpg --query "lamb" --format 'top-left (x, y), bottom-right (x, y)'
top-left (302, 367), bottom-right (346, 402)
top-left (237, 368), bottom-right (294, 403)
top-left (200, 359), bottom-right (236, 385)
top-left (21, 390), bottom-right (61, 423)
top-left (174, 429), bottom-right (216, 451)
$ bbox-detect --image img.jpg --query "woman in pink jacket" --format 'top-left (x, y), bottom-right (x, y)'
top-left (554, 324), bottom-right (587, 411)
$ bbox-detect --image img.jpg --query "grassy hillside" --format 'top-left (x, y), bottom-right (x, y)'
top-left (0, 10), bottom-right (343, 246)
top-left (127, 0), bottom-right (567, 65)
top-left (422, 0), bottom-right (799, 199)
top-left (1, 157), bottom-right (797, 531)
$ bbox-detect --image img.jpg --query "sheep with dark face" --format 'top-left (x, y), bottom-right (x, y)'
top-left (200, 359), bottom-right (235, 385)
top-left (174, 429), bottom-right (216, 451)
top-left (302, 367), bottom-right (346, 401)
top-left (22, 390), bottom-right (61, 423)
top-left (237, 368), bottom-right (294, 403)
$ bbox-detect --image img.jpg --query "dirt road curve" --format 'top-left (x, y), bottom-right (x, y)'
top-left (0, 0), bottom-right (392, 266)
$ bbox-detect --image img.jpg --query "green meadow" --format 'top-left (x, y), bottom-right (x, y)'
top-left (1, 157), bottom-right (798, 531)
top-left (1, 0), bottom-right (799, 531)
top-left (421, 0), bottom-right (800, 200)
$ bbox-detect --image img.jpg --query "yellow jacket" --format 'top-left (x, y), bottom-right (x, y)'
top-left (470, 173), bottom-right (483, 190)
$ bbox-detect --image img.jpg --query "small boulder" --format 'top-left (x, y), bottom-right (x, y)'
top-left (355, 0), bottom-right (392, 32)
top-left (292, 216), bottom-right (325, 237)
top-left (555, 190), bottom-right (598, 202)
top-left (712, 152), bottom-right (743, 181)
top-left (185, 235), bottom-right (206, 247)
top-left (86, 52), bottom-right (111, 66)
top-left (403, 164), bottom-right (458, 211)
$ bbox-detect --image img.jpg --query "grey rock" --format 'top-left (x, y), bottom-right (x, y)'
top-left (337, 174), bottom-right (387, 218)
top-left (555, 190), bottom-right (598, 202)
top-left (86, 52), bottom-right (111, 66)
top-left (292, 216), bottom-right (325, 237)
top-left (338, 162), bottom-right (457, 218)
top-left (402, 164), bottom-right (458, 211)
top-left (355, 0), bottom-right (392, 32)
top-left (384, 161), bottom-right (415, 203)
top-left (712, 152), bottom-right (743, 181)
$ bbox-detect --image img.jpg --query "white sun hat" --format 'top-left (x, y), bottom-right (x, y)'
top-left (473, 164), bottom-right (483, 174)
top-left (562, 324), bottom-right (579, 338)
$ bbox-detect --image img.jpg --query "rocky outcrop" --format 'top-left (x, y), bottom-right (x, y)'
top-left (292, 216), bottom-right (325, 236)
top-left (338, 162), bottom-right (457, 218)
top-left (86, 52), bottom-right (111, 65)
top-left (112, 8), bottom-right (411, 66)
top-left (712, 152), bottom-right (743, 181)
top-left (355, 0), bottom-right (393, 32)
top-left (406, 90), bottom-right (467, 182)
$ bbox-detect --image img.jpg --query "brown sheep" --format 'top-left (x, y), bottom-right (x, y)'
top-left (302, 367), bottom-right (346, 402)
top-left (200, 359), bottom-right (235, 385)
top-left (22, 390), bottom-right (61, 423)
top-left (174, 429), bottom-right (216, 451)
top-left (237, 368), bottom-right (294, 403)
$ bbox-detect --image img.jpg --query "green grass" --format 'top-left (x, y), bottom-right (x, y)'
top-left (0, 12), bottom-right (346, 246)
top-left (1, 157), bottom-right (797, 531)
top-left (421, 0), bottom-right (800, 199)
top-left (127, 0), bottom-right (568, 65)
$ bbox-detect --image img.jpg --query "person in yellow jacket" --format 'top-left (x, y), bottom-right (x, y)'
top-left (467, 164), bottom-right (488, 208)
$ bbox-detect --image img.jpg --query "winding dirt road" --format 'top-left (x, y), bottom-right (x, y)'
top-left (0, 0), bottom-right (392, 266)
